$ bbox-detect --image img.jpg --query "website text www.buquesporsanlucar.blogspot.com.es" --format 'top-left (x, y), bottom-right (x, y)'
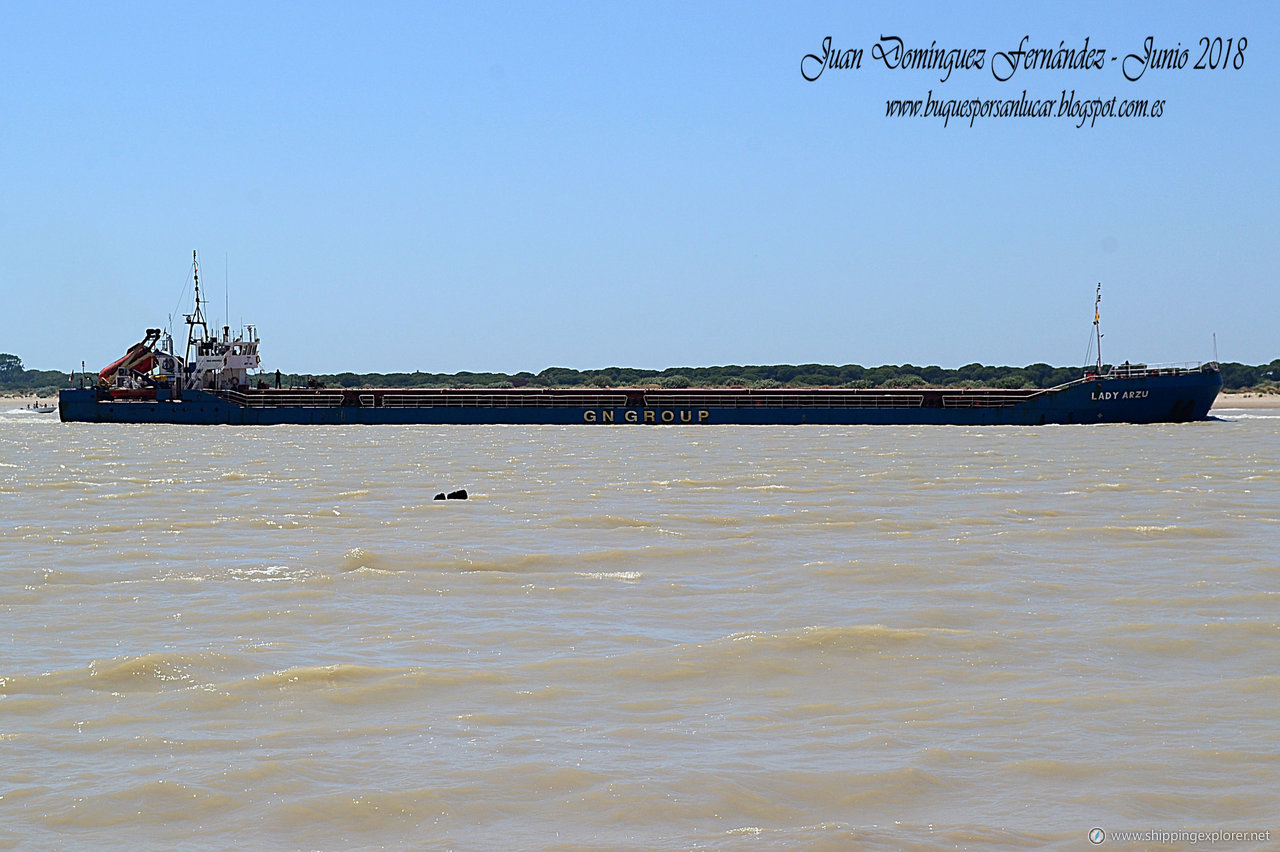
top-left (885, 89), bottom-right (1164, 128)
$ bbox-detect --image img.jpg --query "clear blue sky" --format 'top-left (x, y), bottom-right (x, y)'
top-left (2, 1), bottom-right (1275, 374)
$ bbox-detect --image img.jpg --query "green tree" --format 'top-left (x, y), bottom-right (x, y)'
top-left (0, 353), bottom-right (22, 381)
top-left (993, 373), bottom-right (1030, 389)
top-left (1219, 362), bottom-right (1260, 390)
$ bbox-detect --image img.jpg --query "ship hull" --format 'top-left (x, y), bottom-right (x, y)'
top-left (58, 367), bottom-right (1223, 426)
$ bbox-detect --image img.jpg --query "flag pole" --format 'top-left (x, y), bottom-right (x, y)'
top-left (1094, 283), bottom-right (1103, 375)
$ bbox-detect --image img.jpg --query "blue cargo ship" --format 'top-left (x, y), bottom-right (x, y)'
top-left (56, 368), bottom-right (1223, 426)
top-left (57, 257), bottom-right (1222, 426)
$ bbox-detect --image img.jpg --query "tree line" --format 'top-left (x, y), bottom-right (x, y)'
top-left (4, 352), bottom-right (1277, 396)
top-left (270, 359), bottom-right (1279, 393)
top-left (0, 354), bottom-right (68, 397)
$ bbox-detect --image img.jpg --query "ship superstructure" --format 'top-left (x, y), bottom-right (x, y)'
top-left (94, 251), bottom-right (260, 398)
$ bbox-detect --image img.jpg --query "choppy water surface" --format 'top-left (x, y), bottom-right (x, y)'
top-left (2, 408), bottom-right (1279, 850)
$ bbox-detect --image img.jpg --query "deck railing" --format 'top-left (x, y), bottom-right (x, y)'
top-left (940, 391), bottom-right (1045, 408)
top-left (1097, 361), bottom-right (1218, 379)
top-left (219, 390), bottom-right (344, 408)
top-left (379, 393), bottom-right (630, 409)
top-left (642, 392), bottom-right (928, 409)
top-left (211, 389), bottom-right (1044, 411)
top-left (211, 362), bottom-right (1217, 412)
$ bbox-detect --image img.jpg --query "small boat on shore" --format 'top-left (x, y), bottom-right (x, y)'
top-left (5, 401), bottom-right (57, 414)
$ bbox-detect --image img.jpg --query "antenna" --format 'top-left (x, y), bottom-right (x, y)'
top-left (183, 250), bottom-right (209, 373)
top-left (1213, 332), bottom-right (1219, 365)
top-left (1093, 282), bottom-right (1103, 374)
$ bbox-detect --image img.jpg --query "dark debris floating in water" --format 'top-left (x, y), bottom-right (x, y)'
top-left (433, 489), bottom-right (469, 500)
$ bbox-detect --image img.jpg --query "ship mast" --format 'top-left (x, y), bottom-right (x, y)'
top-left (1093, 282), bottom-right (1103, 375)
top-left (183, 250), bottom-right (209, 372)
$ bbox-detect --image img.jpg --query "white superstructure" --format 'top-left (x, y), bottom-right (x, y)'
top-left (99, 251), bottom-right (262, 393)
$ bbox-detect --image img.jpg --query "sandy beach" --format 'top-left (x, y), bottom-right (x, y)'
top-left (1212, 393), bottom-right (1280, 410)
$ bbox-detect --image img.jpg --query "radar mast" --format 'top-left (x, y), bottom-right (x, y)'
top-left (183, 250), bottom-right (209, 374)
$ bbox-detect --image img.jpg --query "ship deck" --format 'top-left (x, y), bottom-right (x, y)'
top-left (214, 385), bottom-right (1054, 411)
